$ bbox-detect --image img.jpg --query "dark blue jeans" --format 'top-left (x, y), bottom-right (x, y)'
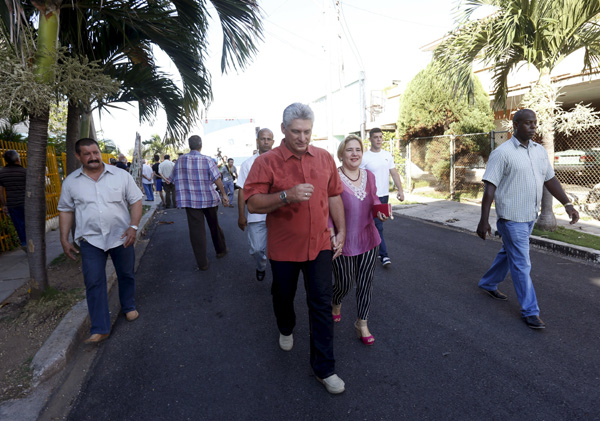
top-left (8, 206), bottom-right (26, 246)
top-left (270, 250), bottom-right (335, 379)
top-left (80, 240), bottom-right (136, 335)
top-left (373, 195), bottom-right (388, 258)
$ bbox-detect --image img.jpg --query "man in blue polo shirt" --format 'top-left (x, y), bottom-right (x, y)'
top-left (476, 109), bottom-right (579, 329)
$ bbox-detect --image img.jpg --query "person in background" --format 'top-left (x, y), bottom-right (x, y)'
top-left (152, 154), bottom-right (165, 206)
top-left (159, 154), bottom-right (176, 209)
top-left (58, 138), bottom-right (142, 344)
top-left (360, 128), bottom-right (404, 267)
top-left (244, 103), bottom-right (346, 395)
top-left (220, 158), bottom-right (237, 207)
top-left (116, 153), bottom-right (128, 170)
top-left (141, 159), bottom-right (154, 201)
top-left (0, 150), bottom-right (27, 250)
top-left (330, 135), bottom-right (388, 346)
top-left (237, 128), bottom-right (275, 281)
top-left (169, 135), bottom-right (229, 270)
top-left (477, 108), bottom-right (579, 329)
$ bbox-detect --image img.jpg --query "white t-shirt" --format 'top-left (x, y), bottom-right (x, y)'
top-left (237, 153), bottom-right (267, 223)
top-left (158, 159), bottom-right (175, 181)
top-left (360, 149), bottom-right (395, 196)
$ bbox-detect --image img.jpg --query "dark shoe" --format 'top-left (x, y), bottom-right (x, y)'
top-left (381, 257), bottom-right (391, 267)
top-left (481, 288), bottom-right (508, 301)
top-left (216, 248), bottom-right (229, 259)
top-left (256, 270), bottom-right (266, 281)
top-left (84, 333), bottom-right (110, 344)
top-left (522, 315), bottom-right (546, 329)
top-left (197, 262), bottom-right (209, 271)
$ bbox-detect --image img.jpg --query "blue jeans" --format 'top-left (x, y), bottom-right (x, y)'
top-left (223, 180), bottom-right (234, 204)
top-left (80, 240), bottom-right (136, 335)
top-left (8, 206), bottom-right (26, 246)
top-left (143, 183), bottom-right (154, 201)
top-left (373, 195), bottom-right (388, 258)
top-left (247, 221), bottom-right (267, 271)
top-left (270, 250), bottom-right (335, 379)
top-left (478, 219), bottom-right (539, 317)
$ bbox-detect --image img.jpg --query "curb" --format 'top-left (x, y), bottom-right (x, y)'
top-left (29, 204), bottom-right (159, 387)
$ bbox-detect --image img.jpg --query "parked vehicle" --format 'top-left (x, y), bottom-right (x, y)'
top-left (554, 148), bottom-right (600, 180)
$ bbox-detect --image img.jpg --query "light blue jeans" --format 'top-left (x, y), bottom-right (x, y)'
top-left (247, 221), bottom-right (267, 271)
top-left (479, 219), bottom-right (539, 317)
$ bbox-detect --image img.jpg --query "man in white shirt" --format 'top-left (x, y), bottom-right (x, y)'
top-left (58, 138), bottom-right (143, 344)
top-left (237, 128), bottom-right (274, 281)
top-left (159, 154), bottom-right (176, 208)
top-left (142, 159), bottom-right (154, 201)
top-left (360, 128), bottom-right (404, 267)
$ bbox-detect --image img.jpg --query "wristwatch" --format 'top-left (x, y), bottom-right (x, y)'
top-left (279, 190), bottom-right (288, 204)
top-left (130, 225), bottom-right (139, 231)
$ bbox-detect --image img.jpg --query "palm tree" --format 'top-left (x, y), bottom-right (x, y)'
top-left (59, 0), bottom-right (263, 171)
top-left (433, 0), bottom-right (600, 230)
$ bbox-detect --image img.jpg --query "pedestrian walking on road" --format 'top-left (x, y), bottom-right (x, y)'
top-left (244, 103), bottom-right (347, 394)
top-left (152, 154), bottom-right (165, 205)
top-left (58, 138), bottom-right (143, 344)
top-left (220, 158), bottom-right (237, 207)
top-left (159, 154), bottom-right (176, 208)
top-left (477, 109), bottom-right (579, 329)
top-left (0, 150), bottom-right (27, 250)
top-left (237, 128), bottom-right (275, 281)
top-left (169, 135), bottom-right (229, 271)
top-left (330, 135), bottom-right (388, 346)
top-left (142, 159), bottom-right (154, 201)
top-left (360, 128), bottom-right (404, 267)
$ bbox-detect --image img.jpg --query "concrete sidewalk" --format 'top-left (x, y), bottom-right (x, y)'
top-left (0, 199), bottom-right (160, 304)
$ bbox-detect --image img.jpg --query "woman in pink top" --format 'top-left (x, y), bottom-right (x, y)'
top-left (329, 135), bottom-right (389, 345)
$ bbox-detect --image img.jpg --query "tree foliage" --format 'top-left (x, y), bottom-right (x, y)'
top-left (397, 63), bottom-right (495, 139)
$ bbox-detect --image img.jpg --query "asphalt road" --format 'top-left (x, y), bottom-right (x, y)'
top-left (58, 201), bottom-right (600, 420)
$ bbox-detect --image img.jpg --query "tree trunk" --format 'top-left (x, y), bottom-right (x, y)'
top-left (26, 110), bottom-right (50, 297)
top-left (65, 99), bottom-right (81, 175)
top-left (536, 129), bottom-right (557, 231)
top-left (534, 72), bottom-right (558, 231)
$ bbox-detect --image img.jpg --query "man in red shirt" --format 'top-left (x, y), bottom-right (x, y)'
top-left (244, 103), bottom-right (346, 394)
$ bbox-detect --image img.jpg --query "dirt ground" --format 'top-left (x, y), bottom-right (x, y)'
top-left (0, 254), bottom-right (85, 402)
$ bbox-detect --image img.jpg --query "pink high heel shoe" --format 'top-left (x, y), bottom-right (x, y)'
top-left (332, 304), bottom-right (341, 323)
top-left (354, 320), bottom-right (374, 345)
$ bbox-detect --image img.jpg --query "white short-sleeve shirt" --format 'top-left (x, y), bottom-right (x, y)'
top-left (58, 164), bottom-right (143, 251)
top-left (238, 153), bottom-right (267, 223)
top-left (360, 149), bottom-right (395, 197)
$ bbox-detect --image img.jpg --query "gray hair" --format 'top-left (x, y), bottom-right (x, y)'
top-left (282, 103), bottom-right (314, 128)
top-left (118, 153), bottom-right (127, 163)
top-left (2, 150), bottom-right (20, 165)
top-left (188, 135), bottom-right (202, 150)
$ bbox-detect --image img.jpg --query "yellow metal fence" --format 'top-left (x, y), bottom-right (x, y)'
top-left (0, 141), bottom-right (114, 252)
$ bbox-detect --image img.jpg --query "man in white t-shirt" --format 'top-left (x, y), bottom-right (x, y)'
top-left (159, 155), bottom-right (176, 208)
top-left (141, 159), bottom-right (154, 201)
top-left (360, 127), bottom-right (404, 267)
top-left (237, 128), bottom-right (275, 281)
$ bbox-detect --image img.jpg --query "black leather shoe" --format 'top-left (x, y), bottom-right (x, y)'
top-left (522, 315), bottom-right (546, 329)
top-left (482, 288), bottom-right (508, 301)
top-left (256, 270), bottom-right (266, 281)
top-left (216, 248), bottom-right (229, 259)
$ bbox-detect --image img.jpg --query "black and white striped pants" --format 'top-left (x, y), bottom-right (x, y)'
top-left (332, 246), bottom-right (378, 320)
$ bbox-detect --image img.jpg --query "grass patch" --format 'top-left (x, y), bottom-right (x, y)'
top-left (532, 226), bottom-right (600, 250)
top-left (142, 205), bottom-right (151, 215)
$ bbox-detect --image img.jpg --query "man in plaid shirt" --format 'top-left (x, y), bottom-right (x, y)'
top-left (169, 135), bottom-right (230, 271)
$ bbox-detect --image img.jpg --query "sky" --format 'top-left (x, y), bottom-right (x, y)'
top-left (94, 0), bottom-right (459, 153)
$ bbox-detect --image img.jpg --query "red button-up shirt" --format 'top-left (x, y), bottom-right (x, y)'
top-left (243, 140), bottom-right (343, 262)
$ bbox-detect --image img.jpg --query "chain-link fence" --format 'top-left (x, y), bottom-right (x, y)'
top-left (403, 128), bottom-right (600, 219)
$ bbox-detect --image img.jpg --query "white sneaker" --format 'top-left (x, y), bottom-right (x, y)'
top-left (279, 333), bottom-right (293, 351)
top-left (317, 374), bottom-right (345, 394)
top-left (382, 257), bottom-right (391, 267)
